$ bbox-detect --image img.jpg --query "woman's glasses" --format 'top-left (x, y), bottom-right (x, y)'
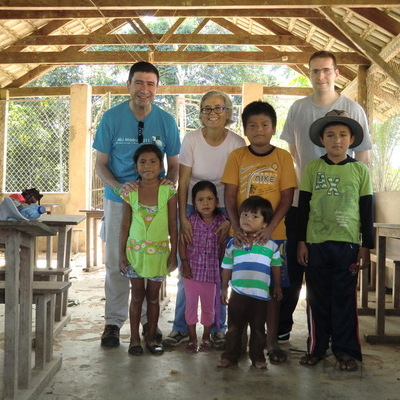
top-left (138, 121), bottom-right (144, 143)
top-left (200, 106), bottom-right (226, 115)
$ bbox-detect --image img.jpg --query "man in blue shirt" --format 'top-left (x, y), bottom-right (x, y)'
top-left (93, 61), bottom-right (180, 347)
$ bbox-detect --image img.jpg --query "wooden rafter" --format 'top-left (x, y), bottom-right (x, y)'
top-left (320, 6), bottom-right (400, 86)
top-left (0, 0), bottom-right (398, 10)
top-left (1, 51), bottom-right (370, 65)
top-left (14, 33), bottom-right (313, 47)
top-left (0, 8), bottom-right (323, 20)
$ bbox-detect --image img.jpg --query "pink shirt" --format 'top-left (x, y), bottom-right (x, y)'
top-left (185, 212), bottom-right (226, 283)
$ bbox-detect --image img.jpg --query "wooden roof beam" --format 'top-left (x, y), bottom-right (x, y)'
top-left (0, 8), bottom-right (322, 20)
top-left (320, 6), bottom-right (400, 86)
top-left (6, 85), bottom-right (314, 97)
top-left (0, 1), bottom-right (398, 10)
top-left (350, 8), bottom-right (400, 36)
top-left (1, 51), bottom-right (370, 65)
top-left (13, 33), bottom-right (312, 47)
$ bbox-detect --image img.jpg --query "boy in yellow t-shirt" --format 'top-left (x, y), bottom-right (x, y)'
top-left (221, 100), bottom-right (297, 363)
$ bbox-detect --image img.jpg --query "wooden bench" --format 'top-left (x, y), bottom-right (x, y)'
top-left (359, 251), bottom-right (400, 314)
top-left (0, 267), bottom-right (72, 326)
top-left (0, 280), bottom-right (71, 370)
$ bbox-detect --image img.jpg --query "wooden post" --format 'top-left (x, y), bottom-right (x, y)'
top-left (0, 89), bottom-right (9, 195)
top-left (357, 65), bottom-right (368, 113)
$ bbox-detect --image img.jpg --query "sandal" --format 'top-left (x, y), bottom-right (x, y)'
top-left (186, 341), bottom-right (198, 353)
top-left (217, 358), bottom-right (236, 368)
top-left (335, 353), bottom-right (358, 372)
top-left (128, 344), bottom-right (144, 356)
top-left (299, 353), bottom-right (324, 366)
top-left (199, 340), bottom-right (212, 352)
top-left (267, 349), bottom-right (287, 364)
top-left (252, 361), bottom-right (267, 369)
top-left (146, 343), bottom-right (164, 355)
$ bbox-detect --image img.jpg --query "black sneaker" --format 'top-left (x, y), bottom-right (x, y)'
top-left (101, 324), bottom-right (120, 347)
top-left (162, 330), bottom-right (189, 347)
top-left (278, 332), bottom-right (290, 342)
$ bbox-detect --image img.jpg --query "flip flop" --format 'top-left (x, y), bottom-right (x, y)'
top-left (335, 353), bottom-right (358, 372)
top-left (128, 344), bottom-right (143, 356)
top-left (217, 358), bottom-right (236, 368)
top-left (299, 353), bottom-right (324, 366)
top-left (267, 349), bottom-right (287, 364)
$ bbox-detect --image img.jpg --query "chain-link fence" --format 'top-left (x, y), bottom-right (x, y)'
top-left (5, 97), bottom-right (70, 193)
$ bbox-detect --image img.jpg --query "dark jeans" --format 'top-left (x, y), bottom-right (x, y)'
top-left (222, 291), bottom-right (268, 365)
top-left (278, 206), bottom-right (305, 336)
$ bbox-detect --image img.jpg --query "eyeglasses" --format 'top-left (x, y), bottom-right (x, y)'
top-left (310, 68), bottom-right (335, 76)
top-left (200, 106), bottom-right (226, 115)
top-left (138, 121), bottom-right (144, 144)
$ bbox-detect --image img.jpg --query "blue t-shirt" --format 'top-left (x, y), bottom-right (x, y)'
top-left (93, 101), bottom-right (181, 202)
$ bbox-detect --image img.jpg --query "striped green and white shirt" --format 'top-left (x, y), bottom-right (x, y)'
top-left (222, 238), bottom-right (281, 301)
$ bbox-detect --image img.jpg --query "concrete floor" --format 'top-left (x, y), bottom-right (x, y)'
top-left (1, 255), bottom-right (400, 400)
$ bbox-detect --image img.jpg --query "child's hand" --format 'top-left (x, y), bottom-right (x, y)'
top-left (297, 241), bottom-right (309, 266)
top-left (272, 287), bottom-right (283, 301)
top-left (221, 288), bottom-right (229, 305)
top-left (181, 261), bottom-right (192, 279)
top-left (167, 254), bottom-right (178, 273)
top-left (119, 256), bottom-right (129, 275)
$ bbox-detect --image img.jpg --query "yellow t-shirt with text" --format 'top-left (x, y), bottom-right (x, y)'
top-left (221, 146), bottom-right (297, 240)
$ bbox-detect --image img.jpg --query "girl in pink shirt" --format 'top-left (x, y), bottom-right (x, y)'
top-left (180, 181), bottom-right (226, 353)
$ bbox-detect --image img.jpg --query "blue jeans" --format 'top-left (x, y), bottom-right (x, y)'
top-left (172, 204), bottom-right (227, 333)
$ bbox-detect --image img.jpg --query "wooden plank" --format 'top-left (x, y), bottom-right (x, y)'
top-left (6, 85), bottom-right (314, 97)
top-left (0, 0), bottom-right (397, 9)
top-left (1, 51), bottom-right (370, 65)
top-left (0, 8), bottom-right (323, 19)
top-left (16, 33), bottom-right (309, 47)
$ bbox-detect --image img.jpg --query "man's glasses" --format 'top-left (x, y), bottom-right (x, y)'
top-left (310, 68), bottom-right (334, 76)
top-left (200, 106), bottom-right (227, 115)
top-left (138, 121), bottom-right (144, 144)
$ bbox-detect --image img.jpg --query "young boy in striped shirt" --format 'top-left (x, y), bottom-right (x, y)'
top-left (218, 196), bottom-right (282, 369)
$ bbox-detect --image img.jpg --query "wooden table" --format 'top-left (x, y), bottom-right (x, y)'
top-left (79, 209), bottom-right (104, 271)
top-left (39, 214), bottom-right (86, 270)
top-left (0, 220), bottom-right (59, 400)
top-left (38, 214), bottom-right (85, 325)
top-left (365, 223), bottom-right (400, 344)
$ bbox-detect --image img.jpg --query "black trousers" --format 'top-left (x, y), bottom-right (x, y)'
top-left (222, 291), bottom-right (268, 364)
top-left (278, 206), bottom-right (304, 336)
top-left (305, 241), bottom-right (362, 361)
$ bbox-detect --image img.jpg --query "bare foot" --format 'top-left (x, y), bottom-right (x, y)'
top-left (253, 361), bottom-right (267, 369)
top-left (217, 358), bottom-right (235, 368)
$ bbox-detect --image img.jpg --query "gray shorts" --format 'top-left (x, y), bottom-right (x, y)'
top-left (121, 263), bottom-right (165, 283)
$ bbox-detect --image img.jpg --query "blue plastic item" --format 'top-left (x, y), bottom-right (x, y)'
top-left (19, 204), bottom-right (46, 220)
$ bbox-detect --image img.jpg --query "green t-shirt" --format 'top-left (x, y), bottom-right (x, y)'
top-left (300, 157), bottom-right (372, 245)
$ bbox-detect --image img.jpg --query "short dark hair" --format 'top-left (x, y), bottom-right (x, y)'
top-left (309, 51), bottom-right (337, 69)
top-left (241, 101), bottom-right (277, 129)
top-left (191, 180), bottom-right (218, 205)
top-left (133, 144), bottom-right (163, 165)
top-left (239, 196), bottom-right (273, 224)
top-left (128, 61), bottom-right (160, 84)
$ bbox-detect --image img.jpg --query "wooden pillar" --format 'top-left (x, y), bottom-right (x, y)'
top-left (366, 71), bottom-right (375, 136)
top-left (242, 82), bottom-right (263, 108)
top-left (0, 89), bottom-right (9, 195)
top-left (357, 66), bottom-right (368, 113)
top-left (68, 84), bottom-right (92, 215)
